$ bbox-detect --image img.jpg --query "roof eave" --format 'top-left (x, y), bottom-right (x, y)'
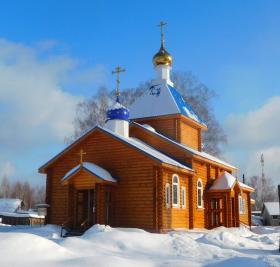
top-left (192, 154), bottom-right (237, 171)
top-left (161, 163), bottom-right (194, 175)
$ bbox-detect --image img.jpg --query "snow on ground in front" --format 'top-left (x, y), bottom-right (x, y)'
top-left (0, 224), bottom-right (279, 267)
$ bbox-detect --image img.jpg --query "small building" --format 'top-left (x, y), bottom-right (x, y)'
top-left (0, 198), bottom-right (44, 226)
top-left (0, 198), bottom-right (24, 213)
top-left (262, 202), bottom-right (280, 226)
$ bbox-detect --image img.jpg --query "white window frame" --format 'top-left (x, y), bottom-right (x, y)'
top-left (172, 174), bottom-right (180, 208)
top-left (181, 186), bottom-right (186, 208)
top-left (239, 194), bottom-right (246, 214)
top-left (165, 183), bottom-right (171, 208)
top-left (197, 179), bottom-right (203, 208)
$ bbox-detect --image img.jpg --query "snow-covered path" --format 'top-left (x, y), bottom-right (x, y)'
top-left (0, 224), bottom-right (279, 267)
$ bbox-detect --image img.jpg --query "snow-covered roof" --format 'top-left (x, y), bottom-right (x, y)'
top-left (39, 124), bottom-right (193, 173)
top-left (62, 162), bottom-right (117, 183)
top-left (0, 199), bottom-right (22, 213)
top-left (101, 126), bottom-right (193, 172)
top-left (209, 172), bottom-right (236, 191)
top-left (263, 202), bottom-right (279, 216)
top-left (129, 83), bottom-right (206, 126)
top-left (238, 181), bottom-right (254, 192)
top-left (132, 122), bottom-right (236, 170)
top-left (209, 171), bottom-right (254, 192)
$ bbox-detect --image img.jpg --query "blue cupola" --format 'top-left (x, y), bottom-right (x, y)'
top-left (106, 97), bottom-right (130, 121)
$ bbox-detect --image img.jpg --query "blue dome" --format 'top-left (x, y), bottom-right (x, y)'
top-left (106, 100), bottom-right (129, 121)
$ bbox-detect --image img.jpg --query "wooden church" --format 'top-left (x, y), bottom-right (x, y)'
top-left (39, 23), bottom-right (254, 233)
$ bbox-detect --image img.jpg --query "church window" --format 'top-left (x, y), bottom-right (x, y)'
top-left (239, 195), bottom-right (246, 214)
top-left (197, 179), bottom-right (203, 208)
top-left (165, 183), bottom-right (170, 208)
top-left (172, 175), bottom-right (180, 207)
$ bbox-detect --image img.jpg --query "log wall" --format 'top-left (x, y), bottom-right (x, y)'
top-left (46, 129), bottom-right (157, 231)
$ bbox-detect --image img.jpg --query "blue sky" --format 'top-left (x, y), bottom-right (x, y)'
top-left (0, 0), bottom-right (279, 185)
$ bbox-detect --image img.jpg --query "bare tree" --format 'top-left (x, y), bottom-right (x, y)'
top-left (70, 71), bottom-right (226, 156)
top-left (0, 176), bottom-right (10, 198)
top-left (248, 175), bottom-right (277, 210)
top-left (0, 176), bottom-right (45, 209)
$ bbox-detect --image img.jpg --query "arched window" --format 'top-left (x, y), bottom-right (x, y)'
top-left (172, 175), bottom-right (180, 207)
top-left (165, 183), bottom-right (170, 208)
top-left (197, 179), bottom-right (203, 208)
top-left (181, 187), bottom-right (186, 208)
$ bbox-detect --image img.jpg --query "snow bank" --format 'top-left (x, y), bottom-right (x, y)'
top-left (0, 224), bottom-right (279, 267)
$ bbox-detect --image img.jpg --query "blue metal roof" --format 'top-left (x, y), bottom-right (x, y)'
top-left (168, 85), bottom-right (206, 126)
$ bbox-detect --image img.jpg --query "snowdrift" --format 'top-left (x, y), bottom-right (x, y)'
top-left (0, 224), bottom-right (279, 267)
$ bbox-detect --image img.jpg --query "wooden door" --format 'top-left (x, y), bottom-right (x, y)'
top-left (76, 189), bottom-right (95, 229)
top-left (209, 198), bottom-right (223, 228)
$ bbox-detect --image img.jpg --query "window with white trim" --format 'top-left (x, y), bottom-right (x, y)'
top-left (239, 195), bottom-right (246, 214)
top-left (172, 175), bottom-right (180, 207)
top-left (181, 187), bottom-right (186, 208)
top-left (165, 183), bottom-right (170, 208)
top-left (197, 179), bottom-right (203, 208)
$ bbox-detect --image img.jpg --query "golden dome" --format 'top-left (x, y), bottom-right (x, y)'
top-left (153, 45), bottom-right (173, 66)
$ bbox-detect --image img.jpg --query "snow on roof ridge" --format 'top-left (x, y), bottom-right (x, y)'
top-left (62, 161), bottom-right (116, 183)
top-left (100, 126), bottom-right (193, 172)
top-left (132, 122), bottom-right (236, 169)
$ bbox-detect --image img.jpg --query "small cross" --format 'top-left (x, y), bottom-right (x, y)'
top-left (157, 21), bottom-right (167, 46)
top-left (78, 149), bottom-right (87, 164)
top-left (112, 65), bottom-right (125, 99)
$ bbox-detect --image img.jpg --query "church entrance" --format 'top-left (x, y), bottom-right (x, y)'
top-left (75, 189), bottom-right (95, 230)
top-left (208, 197), bottom-right (224, 228)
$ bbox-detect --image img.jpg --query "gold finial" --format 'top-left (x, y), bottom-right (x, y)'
top-left (78, 149), bottom-right (87, 165)
top-left (112, 65), bottom-right (125, 100)
top-left (153, 21), bottom-right (173, 66)
top-left (157, 21), bottom-right (167, 47)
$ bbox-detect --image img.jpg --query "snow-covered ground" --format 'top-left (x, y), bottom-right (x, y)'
top-left (0, 224), bottom-right (279, 267)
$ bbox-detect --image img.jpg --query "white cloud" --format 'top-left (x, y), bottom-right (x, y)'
top-left (0, 39), bottom-right (80, 143)
top-left (224, 96), bottom-right (280, 184)
top-left (0, 161), bottom-right (16, 178)
top-left (225, 96), bottom-right (280, 149)
top-left (246, 147), bottom-right (280, 182)
top-left (0, 38), bottom-right (107, 182)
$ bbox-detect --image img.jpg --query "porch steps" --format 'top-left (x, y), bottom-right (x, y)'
top-left (62, 230), bottom-right (84, 238)
top-left (61, 225), bottom-right (85, 238)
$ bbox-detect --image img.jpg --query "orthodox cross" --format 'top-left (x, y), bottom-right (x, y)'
top-left (112, 65), bottom-right (125, 99)
top-left (78, 149), bottom-right (87, 164)
top-left (157, 21), bottom-right (167, 46)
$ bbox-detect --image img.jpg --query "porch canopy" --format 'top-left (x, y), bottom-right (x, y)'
top-left (61, 162), bottom-right (117, 186)
top-left (208, 171), bottom-right (254, 192)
